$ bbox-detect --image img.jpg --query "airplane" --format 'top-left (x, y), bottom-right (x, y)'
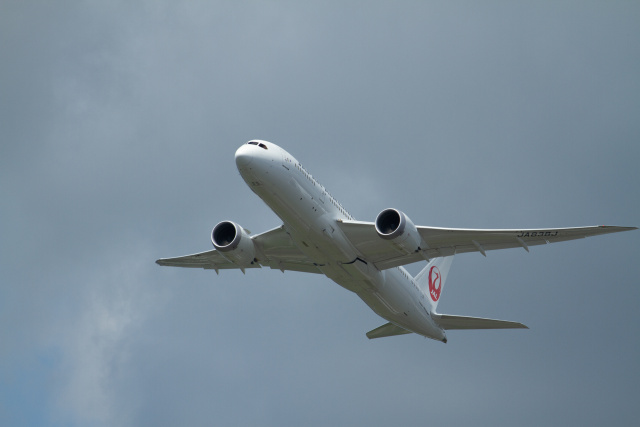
top-left (157, 140), bottom-right (636, 342)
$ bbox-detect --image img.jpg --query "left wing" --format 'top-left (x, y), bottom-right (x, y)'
top-left (156, 248), bottom-right (248, 271)
top-left (156, 225), bottom-right (322, 274)
top-left (338, 220), bottom-right (637, 270)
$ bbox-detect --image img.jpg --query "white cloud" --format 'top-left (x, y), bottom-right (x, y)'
top-left (53, 242), bottom-right (168, 426)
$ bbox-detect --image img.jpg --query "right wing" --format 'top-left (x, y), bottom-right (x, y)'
top-left (338, 221), bottom-right (636, 270)
top-left (156, 225), bottom-right (322, 274)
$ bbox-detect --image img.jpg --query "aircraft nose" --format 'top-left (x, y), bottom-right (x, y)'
top-left (235, 143), bottom-right (254, 168)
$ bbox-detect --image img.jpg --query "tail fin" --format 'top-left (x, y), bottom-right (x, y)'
top-left (415, 256), bottom-right (454, 312)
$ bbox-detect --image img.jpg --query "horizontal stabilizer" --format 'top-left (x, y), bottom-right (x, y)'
top-left (366, 322), bottom-right (413, 339)
top-left (432, 313), bottom-right (528, 330)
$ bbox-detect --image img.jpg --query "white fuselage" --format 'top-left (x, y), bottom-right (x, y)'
top-left (235, 141), bottom-right (446, 341)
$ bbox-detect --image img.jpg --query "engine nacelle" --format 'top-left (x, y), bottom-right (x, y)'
top-left (375, 208), bottom-right (423, 253)
top-left (211, 221), bottom-right (257, 266)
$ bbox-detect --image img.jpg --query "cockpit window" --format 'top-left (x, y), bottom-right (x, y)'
top-left (248, 141), bottom-right (268, 150)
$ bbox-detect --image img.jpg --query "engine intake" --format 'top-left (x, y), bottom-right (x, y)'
top-left (211, 221), bottom-right (257, 266)
top-left (375, 208), bottom-right (422, 253)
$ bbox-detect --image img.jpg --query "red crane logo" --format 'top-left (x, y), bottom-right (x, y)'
top-left (428, 266), bottom-right (442, 302)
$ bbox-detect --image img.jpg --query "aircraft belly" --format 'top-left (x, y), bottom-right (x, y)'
top-left (252, 167), bottom-right (360, 267)
top-left (244, 154), bottom-right (445, 340)
top-left (357, 269), bottom-right (446, 341)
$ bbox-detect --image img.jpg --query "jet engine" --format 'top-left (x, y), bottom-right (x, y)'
top-left (211, 221), bottom-right (257, 266)
top-left (375, 208), bottom-right (423, 253)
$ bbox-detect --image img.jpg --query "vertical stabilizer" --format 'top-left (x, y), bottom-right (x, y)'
top-left (415, 256), bottom-right (454, 312)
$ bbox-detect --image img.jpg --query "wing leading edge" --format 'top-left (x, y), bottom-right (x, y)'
top-left (337, 221), bottom-right (637, 270)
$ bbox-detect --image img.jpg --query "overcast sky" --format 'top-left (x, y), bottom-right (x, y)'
top-left (1, 2), bottom-right (639, 426)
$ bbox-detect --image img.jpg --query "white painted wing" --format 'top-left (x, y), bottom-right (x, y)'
top-left (253, 226), bottom-right (323, 273)
top-left (337, 220), bottom-right (637, 270)
top-left (156, 248), bottom-right (244, 270)
top-left (156, 225), bottom-right (322, 274)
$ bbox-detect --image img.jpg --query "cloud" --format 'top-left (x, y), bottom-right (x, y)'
top-left (47, 241), bottom-right (167, 426)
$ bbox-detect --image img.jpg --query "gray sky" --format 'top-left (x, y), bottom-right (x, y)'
top-left (1, 1), bottom-right (639, 426)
